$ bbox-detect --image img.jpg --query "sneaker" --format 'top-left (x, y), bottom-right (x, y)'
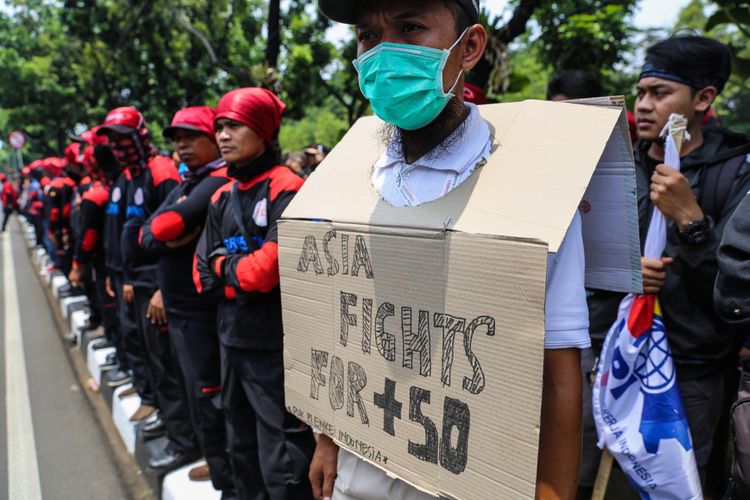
top-left (188, 463), bottom-right (211, 482)
top-left (106, 369), bottom-right (133, 388)
top-left (118, 386), bottom-right (138, 399)
top-left (141, 417), bottom-right (166, 440)
top-left (100, 358), bottom-right (118, 370)
top-left (148, 445), bottom-right (201, 473)
top-left (129, 404), bottom-right (157, 422)
top-left (91, 339), bottom-right (114, 350)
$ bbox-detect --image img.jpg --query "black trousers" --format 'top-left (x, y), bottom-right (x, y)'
top-left (53, 232), bottom-right (72, 276)
top-left (32, 214), bottom-right (44, 246)
top-left (92, 262), bottom-right (125, 366)
top-left (169, 313), bottom-right (234, 493)
top-left (111, 271), bottom-right (154, 406)
top-left (2, 206), bottom-right (13, 231)
top-left (133, 287), bottom-right (197, 454)
top-left (82, 263), bottom-right (102, 328)
top-left (221, 345), bottom-right (315, 500)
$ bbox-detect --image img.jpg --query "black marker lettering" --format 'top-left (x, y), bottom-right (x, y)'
top-left (323, 230), bottom-right (340, 276)
top-left (350, 235), bottom-right (374, 278)
top-left (329, 356), bottom-right (345, 410)
top-left (463, 316), bottom-right (495, 394)
top-left (297, 236), bottom-right (324, 275)
top-left (347, 362), bottom-right (369, 425)
top-left (375, 302), bottom-right (396, 362)
top-left (402, 308), bottom-right (431, 377)
top-left (340, 292), bottom-right (357, 347)
top-left (440, 397), bottom-right (470, 474)
top-left (310, 349), bottom-right (329, 400)
top-left (433, 314), bottom-right (466, 388)
top-left (408, 387), bottom-right (438, 464)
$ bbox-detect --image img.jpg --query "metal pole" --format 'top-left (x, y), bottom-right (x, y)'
top-left (15, 149), bottom-right (23, 173)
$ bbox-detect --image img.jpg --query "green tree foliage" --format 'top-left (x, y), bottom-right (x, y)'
top-left (472, 0), bottom-right (639, 100)
top-left (673, 0), bottom-right (750, 134)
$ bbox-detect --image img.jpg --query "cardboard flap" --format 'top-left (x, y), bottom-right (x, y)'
top-left (283, 99), bottom-right (622, 252)
top-left (577, 102), bottom-right (642, 293)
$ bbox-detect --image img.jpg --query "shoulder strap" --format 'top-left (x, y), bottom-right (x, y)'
top-left (700, 154), bottom-right (747, 220)
top-left (230, 183), bottom-right (255, 248)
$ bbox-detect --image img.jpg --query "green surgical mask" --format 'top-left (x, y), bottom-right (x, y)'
top-left (353, 30), bottom-right (468, 131)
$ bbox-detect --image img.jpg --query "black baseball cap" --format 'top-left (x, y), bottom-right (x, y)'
top-left (318, 0), bottom-right (480, 25)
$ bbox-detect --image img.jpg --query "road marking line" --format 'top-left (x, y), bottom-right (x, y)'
top-left (3, 231), bottom-right (43, 500)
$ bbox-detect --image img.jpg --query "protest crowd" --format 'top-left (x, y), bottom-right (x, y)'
top-left (2, 0), bottom-right (750, 499)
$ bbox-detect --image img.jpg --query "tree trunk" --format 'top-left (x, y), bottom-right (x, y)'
top-left (266, 0), bottom-right (281, 69)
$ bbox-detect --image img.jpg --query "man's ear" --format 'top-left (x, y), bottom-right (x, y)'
top-left (694, 86), bottom-right (718, 114)
top-left (461, 24), bottom-right (488, 71)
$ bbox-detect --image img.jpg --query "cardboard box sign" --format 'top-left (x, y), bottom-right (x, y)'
top-left (279, 99), bottom-right (640, 499)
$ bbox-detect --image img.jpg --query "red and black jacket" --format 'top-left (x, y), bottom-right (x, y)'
top-left (194, 161), bottom-right (303, 349)
top-left (140, 162), bottom-right (230, 319)
top-left (104, 169), bottom-right (130, 273)
top-left (45, 176), bottom-right (76, 240)
top-left (1, 181), bottom-right (18, 208)
top-left (121, 156), bottom-right (180, 289)
top-left (73, 181), bottom-right (110, 268)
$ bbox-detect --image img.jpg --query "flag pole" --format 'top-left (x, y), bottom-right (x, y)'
top-left (592, 450), bottom-right (613, 500)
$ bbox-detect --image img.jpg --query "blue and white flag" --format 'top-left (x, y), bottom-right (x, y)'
top-left (593, 114), bottom-right (702, 499)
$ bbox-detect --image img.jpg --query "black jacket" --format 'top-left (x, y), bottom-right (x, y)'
top-left (73, 181), bottom-right (110, 267)
top-left (120, 156), bottom-right (180, 289)
top-left (715, 191), bottom-right (750, 325)
top-left (104, 170), bottom-right (130, 273)
top-left (194, 163), bottom-right (303, 349)
top-left (140, 164), bottom-right (230, 319)
top-left (588, 127), bottom-right (750, 380)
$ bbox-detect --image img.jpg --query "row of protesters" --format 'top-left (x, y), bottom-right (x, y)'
top-left (19, 89), bottom-right (315, 498)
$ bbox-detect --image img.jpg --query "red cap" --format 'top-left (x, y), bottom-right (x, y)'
top-left (42, 157), bottom-right (67, 177)
top-left (65, 142), bottom-right (84, 165)
top-left (81, 126), bottom-right (108, 146)
top-left (163, 106), bottom-right (216, 141)
top-left (463, 83), bottom-right (487, 105)
top-left (82, 146), bottom-right (97, 173)
top-left (97, 107), bottom-right (145, 135)
top-left (215, 88), bottom-right (286, 144)
top-left (21, 167), bottom-right (31, 177)
top-left (0, 173), bottom-right (6, 182)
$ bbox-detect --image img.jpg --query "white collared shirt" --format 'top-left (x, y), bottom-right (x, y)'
top-left (371, 103), bottom-right (590, 350)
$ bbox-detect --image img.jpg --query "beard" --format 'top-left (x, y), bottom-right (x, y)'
top-left (378, 98), bottom-right (470, 164)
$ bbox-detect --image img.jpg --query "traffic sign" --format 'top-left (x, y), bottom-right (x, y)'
top-left (9, 131), bottom-right (25, 150)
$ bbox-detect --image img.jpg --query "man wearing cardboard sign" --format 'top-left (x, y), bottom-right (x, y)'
top-left (279, 1), bottom-right (637, 499)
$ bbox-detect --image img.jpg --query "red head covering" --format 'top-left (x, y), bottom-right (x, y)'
top-left (43, 157), bottom-right (67, 177)
top-left (164, 106), bottom-right (216, 142)
top-left (65, 142), bottom-right (84, 165)
top-left (0, 173), bottom-right (6, 182)
top-left (214, 88), bottom-right (286, 144)
top-left (81, 126), bottom-right (108, 146)
top-left (463, 83), bottom-right (488, 105)
top-left (96, 107), bottom-right (146, 135)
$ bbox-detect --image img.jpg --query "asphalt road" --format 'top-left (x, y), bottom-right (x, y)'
top-left (0, 221), bottom-right (127, 500)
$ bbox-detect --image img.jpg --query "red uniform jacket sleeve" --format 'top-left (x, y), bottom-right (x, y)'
top-left (220, 169), bottom-right (303, 293)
